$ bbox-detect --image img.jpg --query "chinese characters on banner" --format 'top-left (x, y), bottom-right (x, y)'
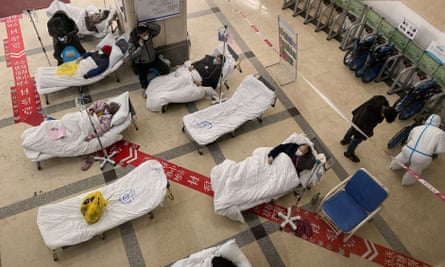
top-left (1, 15), bottom-right (43, 126)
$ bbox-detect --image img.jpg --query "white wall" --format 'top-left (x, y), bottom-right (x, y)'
top-left (363, 1), bottom-right (445, 49)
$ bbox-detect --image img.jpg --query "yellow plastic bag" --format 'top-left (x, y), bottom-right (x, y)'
top-left (80, 191), bottom-right (108, 224)
top-left (56, 61), bottom-right (79, 76)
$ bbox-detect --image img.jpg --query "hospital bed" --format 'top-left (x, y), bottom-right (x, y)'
top-left (35, 33), bottom-right (129, 104)
top-left (36, 160), bottom-right (168, 261)
top-left (182, 75), bottom-right (277, 154)
top-left (46, 0), bottom-right (118, 38)
top-left (171, 239), bottom-right (251, 267)
top-left (145, 43), bottom-right (242, 113)
top-left (21, 91), bottom-right (136, 170)
top-left (210, 132), bottom-right (331, 223)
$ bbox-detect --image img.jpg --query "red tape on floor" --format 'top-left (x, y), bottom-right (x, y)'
top-left (108, 140), bottom-right (430, 267)
top-left (1, 15), bottom-right (43, 126)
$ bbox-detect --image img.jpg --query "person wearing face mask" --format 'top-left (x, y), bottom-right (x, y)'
top-left (187, 54), bottom-right (224, 89)
top-left (76, 45), bottom-right (112, 79)
top-left (47, 11), bottom-right (86, 65)
top-left (267, 143), bottom-right (316, 175)
top-left (128, 23), bottom-right (170, 89)
top-left (84, 101), bottom-right (120, 141)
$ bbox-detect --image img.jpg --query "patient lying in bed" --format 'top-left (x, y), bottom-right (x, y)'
top-left (84, 100), bottom-right (119, 141)
top-left (145, 55), bottom-right (223, 112)
top-left (210, 133), bottom-right (324, 222)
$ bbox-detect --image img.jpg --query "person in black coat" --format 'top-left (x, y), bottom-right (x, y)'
top-left (47, 11), bottom-right (86, 65)
top-left (267, 143), bottom-right (316, 175)
top-left (341, 95), bottom-right (397, 162)
top-left (188, 54), bottom-right (224, 89)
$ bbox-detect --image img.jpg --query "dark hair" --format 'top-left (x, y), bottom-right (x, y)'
top-left (107, 102), bottom-right (120, 115)
top-left (384, 107), bottom-right (397, 123)
top-left (135, 26), bottom-right (148, 37)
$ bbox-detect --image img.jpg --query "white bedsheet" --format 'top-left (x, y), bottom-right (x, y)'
top-left (210, 147), bottom-right (299, 223)
top-left (21, 110), bottom-right (129, 160)
top-left (145, 43), bottom-right (236, 112)
top-left (46, 0), bottom-right (116, 38)
top-left (145, 67), bottom-right (218, 112)
top-left (210, 132), bottom-right (327, 222)
top-left (172, 239), bottom-right (251, 267)
top-left (37, 160), bottom-right (168, 250)
top-left (35, 58), bottom-right (124, 95)
top-left (182, 75), bottom-right (275, 146)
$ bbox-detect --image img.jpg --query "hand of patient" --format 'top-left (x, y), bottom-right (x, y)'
top-left (267, 157), bottom-right (273, 165)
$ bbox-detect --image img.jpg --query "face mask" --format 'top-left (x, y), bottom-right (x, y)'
top-left (141, 35), bottom-right (149, 41)
top-left (213, 58), bottom-right (218, 65)
top-left (98, 50), bottom-right (104, 55)
top-left (104, 108), bottom-right (110, 115)
top-left (295, 149), bottom-right (304, 157)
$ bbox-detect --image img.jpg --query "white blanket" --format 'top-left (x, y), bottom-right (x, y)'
top-left (46, 0), bottom-right (116, 38)
top-left (145, 67), bottom-right (218, 112)
top-left (21, 110), bottom-right (128, 159)
top-left (145, 43), bottom-right (236, 112)
top-left (35, 57), bottom-right (124, 95)
top-left (172, 239), bottom-right (251, 267)
top-left (37, 160), bottom-right (168, 250)
top-left (210, 147), bottom-right (299, 223)
top-left (183, 75), bottom-right (276, 146)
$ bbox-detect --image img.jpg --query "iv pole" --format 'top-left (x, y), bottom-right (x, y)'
top-left (83, 100), bottom-right (118, 170)
top-left (24, 9), bottom-right (52, 66)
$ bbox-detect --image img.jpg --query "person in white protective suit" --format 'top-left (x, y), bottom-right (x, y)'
top-left (390, 114), bottom-right (445, 186)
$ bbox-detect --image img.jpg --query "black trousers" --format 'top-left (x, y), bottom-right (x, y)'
top-left (53, 37), bottom-right (86, 65)
top-left (134, 57), bottom-right (170, 89)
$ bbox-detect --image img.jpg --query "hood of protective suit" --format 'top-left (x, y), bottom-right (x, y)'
top-left (425, 114), bottom-right (441, 127)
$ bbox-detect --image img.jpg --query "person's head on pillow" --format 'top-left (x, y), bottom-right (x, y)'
top-left (106, 102), bottom-right (120, 115)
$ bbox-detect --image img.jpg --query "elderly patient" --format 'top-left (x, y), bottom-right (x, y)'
top-left (187, 54), bottom-right (224, 89)
top-left (84, 100), bottom-right (120, 141)
top-left (267, 142), bottom-right (316, 175)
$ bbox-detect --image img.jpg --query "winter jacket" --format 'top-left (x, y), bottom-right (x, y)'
top-left (87, 100), bottom-right (113, 136)
top-left (268, 143), bottom-right (316, 174)
top-left (351, 95), bottom-right (389, 139)
top-left (128, 23), bottom-right (161, 64)
top-left (47, 11), bottom-right (79, 44)
top-left (81, 52), bottom-right (110, 78)
top-left (192, 55), bottom-right (223, 89)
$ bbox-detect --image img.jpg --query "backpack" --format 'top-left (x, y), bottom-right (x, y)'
top-left (80, 191), bottom-right (108, 224)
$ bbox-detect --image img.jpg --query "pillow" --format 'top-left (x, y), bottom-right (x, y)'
top-left (107, 91), bottom-right (129, 127)
top-left (108, 43), bottom-right (124, 67)
top-left (215, 239), bottom-right (251, 267)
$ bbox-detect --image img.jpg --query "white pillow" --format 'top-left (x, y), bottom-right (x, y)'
top-left (215, 239), bottom-right (251, 267)
top-left (108, 91), bottom-right (129, 127)
top-left (109, 43), bottom-right (124, 67)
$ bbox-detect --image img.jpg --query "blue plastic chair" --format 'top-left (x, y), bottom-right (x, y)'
top-left (318, 168), bottom-right (388, 242)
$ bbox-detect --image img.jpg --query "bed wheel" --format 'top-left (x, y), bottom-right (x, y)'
top-left (198, 150), bottom-right (203, 155)
top-left (52, 251), bottom-right (58, 261)
top-left (37, 162), bottom-right (41, 170)
top-left (182, 126), bottom-right (185, 132)
top-left (161, 105), bottom-right (168, 113)
top-left (148, 212), bottom-right (154, 219)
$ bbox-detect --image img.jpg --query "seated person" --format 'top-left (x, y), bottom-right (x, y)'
top-left (267, 143), bottom-right (316, 175)
top-left (77, 45), bottom-right (112, 79)
top-left (187, 54), bottom-right (223, 89)
top-left (84, 100), bottom-right (120, 141)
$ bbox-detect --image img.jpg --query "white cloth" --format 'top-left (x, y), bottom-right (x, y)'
top-left (390, 114), bottom-right (445, 185)
top-left (210, 132), bottom-right (326, 222)
top-left (172, 239), bottom-right (251, 267)
top-left (21, 110), bottom-right (127, 158)
top-left (183, 75), bottom-right (276, 146)
top-left (37, 160), bottom-right (168, 249)
top-left (145, 66), bottom-right (218, 112)
top-left (46, 0), bottom-right (116, 38)
top-left (211, 147), bottom-right (299, 223)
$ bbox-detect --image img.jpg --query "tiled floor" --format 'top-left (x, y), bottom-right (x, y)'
top-left (1, 0), bottom-right (445, 266)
